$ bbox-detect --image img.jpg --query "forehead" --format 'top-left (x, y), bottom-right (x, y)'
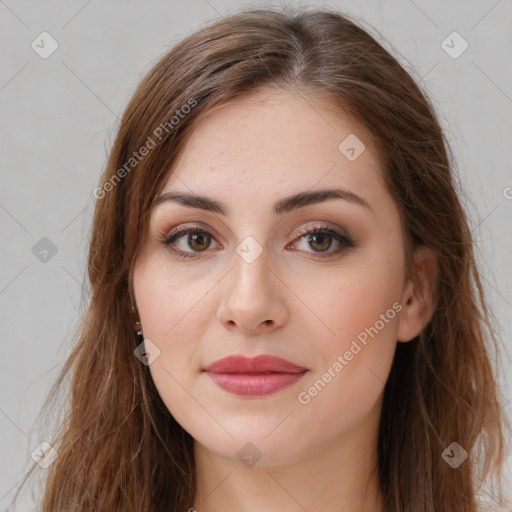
top-left (159, 87), bottom-right (387, 214)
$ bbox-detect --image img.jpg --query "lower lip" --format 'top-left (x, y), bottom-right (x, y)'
top-left (206, 371), bottom-right (307, 396)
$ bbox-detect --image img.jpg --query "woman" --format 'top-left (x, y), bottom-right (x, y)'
top-left (12, 5), bottom-right (509, 511)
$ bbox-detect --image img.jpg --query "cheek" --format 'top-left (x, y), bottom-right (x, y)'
top-left (297, 241), bottom-right (404, 354)
top-left (133, 254), bottom-right (215, 344)
top-left (132, 255), bottom-right (218, 414)
top-left (293, 245), bottom-right (403, 415)
top-left (132, 255), bottom-right (216, 424)
top-left (294, 305), bottom-right (399, 449)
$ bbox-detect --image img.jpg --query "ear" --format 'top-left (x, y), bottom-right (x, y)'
top-left (396, 245), bottom-right (438, 343)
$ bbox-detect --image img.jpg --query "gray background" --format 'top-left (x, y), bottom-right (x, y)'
top-left (1, 0), bottom-right (511, 509)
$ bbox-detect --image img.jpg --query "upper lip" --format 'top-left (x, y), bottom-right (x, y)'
top-left (204, 354), bottom-right (308, 374)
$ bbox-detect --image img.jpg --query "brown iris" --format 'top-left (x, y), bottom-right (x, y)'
top-left (188, 232), bottom-right (211, 252)
top-left (307, 233), bottom-right (332, 252)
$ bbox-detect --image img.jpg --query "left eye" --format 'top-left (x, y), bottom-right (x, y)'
top-left (162, 225), bottom-right (354, 260)
top-left (290, 227), bottom-right (348, 254)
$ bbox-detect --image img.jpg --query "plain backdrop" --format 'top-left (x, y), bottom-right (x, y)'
top-left (1, 0), bottom-right (511, 509)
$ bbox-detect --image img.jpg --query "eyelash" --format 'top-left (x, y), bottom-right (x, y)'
top-left (161, 224), bottom-right (355, 261)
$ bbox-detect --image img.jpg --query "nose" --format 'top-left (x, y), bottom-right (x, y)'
top-left (215, 245), bottom-right (289, 335)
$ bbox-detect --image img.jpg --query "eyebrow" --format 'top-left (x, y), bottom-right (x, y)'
top-left (153, 187), bottom-right (372, 216)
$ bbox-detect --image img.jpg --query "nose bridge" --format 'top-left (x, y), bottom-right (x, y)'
top-left (230, 236), bottom-right (273, 306)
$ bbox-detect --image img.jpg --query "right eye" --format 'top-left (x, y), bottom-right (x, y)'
top-left (162, 225), bottom-right (220, 260)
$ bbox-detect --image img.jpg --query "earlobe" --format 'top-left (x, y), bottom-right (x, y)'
top-left (396, 245), bottom-right (438, 343)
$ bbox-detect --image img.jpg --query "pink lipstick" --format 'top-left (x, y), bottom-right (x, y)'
top-left (203, 354), bottom-right (308, 396)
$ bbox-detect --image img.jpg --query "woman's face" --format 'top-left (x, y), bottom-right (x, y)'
top-left (132, 87), bottom-right (415, 466)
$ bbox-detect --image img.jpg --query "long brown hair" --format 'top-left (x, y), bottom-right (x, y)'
top-left (11, 6), bottom-right (509, 511)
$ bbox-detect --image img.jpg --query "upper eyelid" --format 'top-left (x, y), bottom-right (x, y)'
top-left (164, 223), bottom-right (223, 244)
top-left (164, 222), bottom-right (345, 238)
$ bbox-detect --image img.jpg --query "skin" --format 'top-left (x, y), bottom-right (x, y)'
top-left (132, 87), bottom-right (437, 512)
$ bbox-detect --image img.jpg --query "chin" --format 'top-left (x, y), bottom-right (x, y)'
top-left (195, 426), bottom-right (310, 468)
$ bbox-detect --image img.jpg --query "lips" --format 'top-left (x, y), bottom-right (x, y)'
top-left (203, 354), bottom-right (308, 396)
top-left (204, 354), bottom-right (307, 374)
